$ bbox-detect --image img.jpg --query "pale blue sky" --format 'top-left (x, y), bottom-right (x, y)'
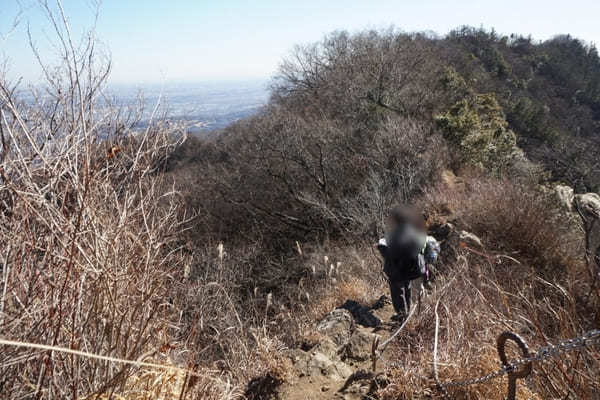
top-left (1, 0), bottom-right (600, 85)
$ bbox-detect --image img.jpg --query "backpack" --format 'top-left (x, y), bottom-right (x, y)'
top-left (385, 224), bottom-right (427, 281)
top-left (424, 235), bottom-right (441, 264)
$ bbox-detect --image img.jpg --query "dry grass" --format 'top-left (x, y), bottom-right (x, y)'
top-left (378, 257), bottom-right (599, 398)
top-left (79, 362), bottom-right (236, 400)
top-left (172, 177), bottom-right (599, 399)
top-left (374, 177), bottom-right (600, 399)
top-left (0, 3), bottom-right (205, 398)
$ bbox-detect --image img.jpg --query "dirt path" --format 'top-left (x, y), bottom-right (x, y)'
top-left (271, 297), bottom-right (400, 400)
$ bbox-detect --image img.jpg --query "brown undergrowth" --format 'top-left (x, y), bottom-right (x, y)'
top-left (375, 176), bottom-right (599, 399)
top-left (179, 176), bottom-right (598, 399)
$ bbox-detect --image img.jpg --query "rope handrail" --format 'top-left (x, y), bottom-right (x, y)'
top-left (0, 338), bottom-right (212, 378)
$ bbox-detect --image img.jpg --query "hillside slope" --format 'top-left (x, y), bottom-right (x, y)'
top-left (158, 27), bottom-right (600, 399)
top-left (2, 24), bottom-right (599, 399)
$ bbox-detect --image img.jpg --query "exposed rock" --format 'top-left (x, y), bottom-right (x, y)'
top-left (459, 230), bottom-right (483, 248)
top-left (438, 224), bottom-right (483, 262)
top-left (338, 300), bottom-right (381, 328)
top-left (310, 352), bottom-right (337, 375)
top-left (313, 338), bottom-right (339, 361)
top-left (344, 331), bottom-right (375, 361)
top-left (276, 297), bottom-right (399, 399)
top-left (554, 185), bottom-right (575, 212)
top-left (317, 309), bottom-right (354, 346)
top-left (574, 193), bottom-right (600, 269)
top-left (338, 370), bottom-right (377, 399)
top-left (574, 193), bottom-right (600, 220)
top-left (287, 339), bottom-right (352, 381)
top-left (431, 222), bottom-right (459, 261)
top-left (430, 222), bottom-right (482, 249)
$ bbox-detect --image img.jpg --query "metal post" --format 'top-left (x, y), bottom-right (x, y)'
top-left (497, 332), bottom-right (533, 400)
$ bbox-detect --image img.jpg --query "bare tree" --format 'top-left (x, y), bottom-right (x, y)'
top-left (0, 1), bottom-right (189, 398)
top-left (272, 29), bottom-right (442, 123)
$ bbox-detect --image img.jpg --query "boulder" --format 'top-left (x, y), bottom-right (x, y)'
top-left (309, 352), bottom-right (338, 376)
top-left (317, 309), bottom-right (354, 346)
top-left (554, 185), bottom-right (575, 212)
top-left (313, 338), bottom-right (339, 361)
top-left (432, 223), bottom-right (484, 261)
top-left (344, 331), bottom-right (375, 361)
top-left (287, 339), bottom-right (353, 381)
top-left (574, 193), bottom-right (600, 268)
top-left (574, 193), bottom-right (600, 220)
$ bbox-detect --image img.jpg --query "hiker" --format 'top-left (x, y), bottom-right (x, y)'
top-left (375, 206), bottom-right (440, 320)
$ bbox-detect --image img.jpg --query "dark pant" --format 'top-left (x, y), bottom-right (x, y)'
top-left (389, 279), bottom-right (411, 314)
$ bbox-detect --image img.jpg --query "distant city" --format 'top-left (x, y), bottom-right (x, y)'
top-left (108, 80), bottom-right (270, 134)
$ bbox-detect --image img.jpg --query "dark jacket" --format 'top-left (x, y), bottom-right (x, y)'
top-left (378, 223), bottom-right (426, 282)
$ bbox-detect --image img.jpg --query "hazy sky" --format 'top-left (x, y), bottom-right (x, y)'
top-left (1, 0), bottom-right (600, 85)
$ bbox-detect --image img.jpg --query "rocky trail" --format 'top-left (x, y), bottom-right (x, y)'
top-left (247, 295), bottom-right (404, 400)
top-left (245, 188), bottom-right (600, 400)
top-left (245, 220), bottom-right (489, 400)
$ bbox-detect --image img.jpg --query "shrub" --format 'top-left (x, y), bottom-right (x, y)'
top-left (423, 176), bottom-right (581, 282)
top-left (436, 93), bottom-right (523, 173)
top-left (0, 5), bottom-right (189, 398)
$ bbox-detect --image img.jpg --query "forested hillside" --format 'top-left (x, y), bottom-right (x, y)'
top-left (444, 28), bottom-right (600, 192)
top-left (171, 27), bottom-right (600, 247)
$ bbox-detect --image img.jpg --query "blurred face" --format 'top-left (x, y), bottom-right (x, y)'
top-left (389, 206), bottom-right (423, 232)
top-left (388, 214), bottom-right (407, 232)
